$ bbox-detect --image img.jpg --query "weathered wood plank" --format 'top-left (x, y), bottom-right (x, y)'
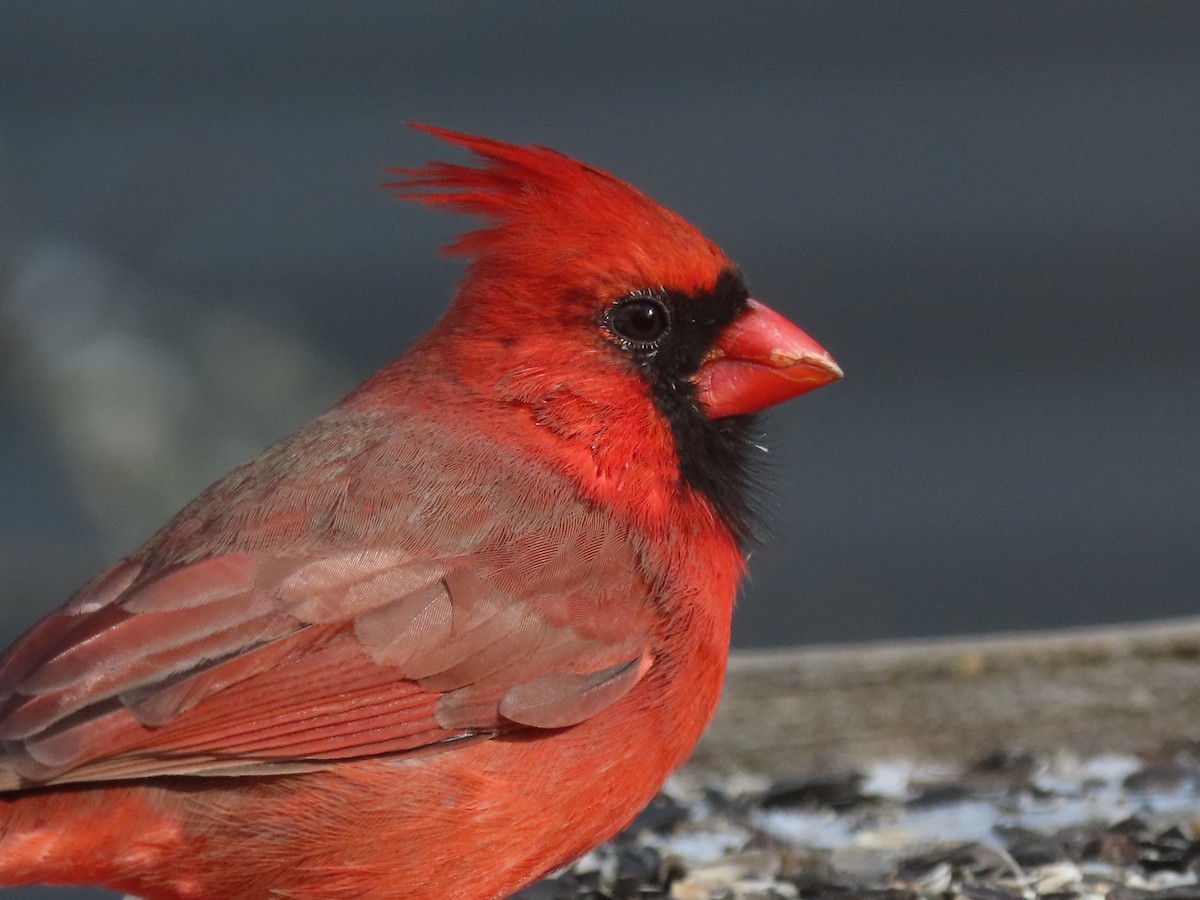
top-left (691, 617), bottom-right (1200, 775)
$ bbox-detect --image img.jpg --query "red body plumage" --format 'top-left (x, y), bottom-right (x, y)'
top-left (0, 127), bottom-right (840, 898)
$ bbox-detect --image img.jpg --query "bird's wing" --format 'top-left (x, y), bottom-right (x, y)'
top-left (0, 414), bottom-right (658, 788)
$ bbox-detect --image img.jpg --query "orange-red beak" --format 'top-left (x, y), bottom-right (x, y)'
top-left (695, 299), bottom-right (842, 418)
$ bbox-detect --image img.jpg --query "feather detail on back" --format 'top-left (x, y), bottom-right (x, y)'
top-left (0, 410), bottom-right (656, 790)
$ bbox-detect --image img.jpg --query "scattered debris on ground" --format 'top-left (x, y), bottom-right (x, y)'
top-left (516, 743), bottom-right (1200, 900)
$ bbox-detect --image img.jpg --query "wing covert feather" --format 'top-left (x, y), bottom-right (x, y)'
top-left (0, 412), bottom-right (659, 788)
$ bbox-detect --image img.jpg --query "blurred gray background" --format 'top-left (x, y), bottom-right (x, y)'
top-left (3, 4), bottom-right (1200, 676)
top-left (1, 2), bottom-right (1198, 897)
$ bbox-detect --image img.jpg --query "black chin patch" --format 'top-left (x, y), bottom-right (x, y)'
top-left (604, 268), bottom-right (759, 548)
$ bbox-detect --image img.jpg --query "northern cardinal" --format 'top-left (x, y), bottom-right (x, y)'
top-left (0, 126), bottom-right (841, 898)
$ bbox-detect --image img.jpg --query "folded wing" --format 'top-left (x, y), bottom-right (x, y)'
top-left (0, 414), bottom-right (657, 789)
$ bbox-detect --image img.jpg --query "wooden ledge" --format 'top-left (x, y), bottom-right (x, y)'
top-left (691, 617), bottom-right (1200, 775)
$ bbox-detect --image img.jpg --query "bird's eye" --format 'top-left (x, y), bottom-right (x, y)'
top-left (607, 295), bottom-right (670, 346)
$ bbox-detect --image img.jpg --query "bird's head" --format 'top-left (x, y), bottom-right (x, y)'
top-left (385, 125), bottom-right (841, 542)
top-left (388, 124), bottom-right (841, 420)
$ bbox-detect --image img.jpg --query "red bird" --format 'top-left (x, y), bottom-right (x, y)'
top-left (0, 127), bottom-right (841, 898)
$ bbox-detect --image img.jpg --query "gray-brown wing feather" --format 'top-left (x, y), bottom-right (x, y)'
top-left (0, 410), bottom-right (657, 788)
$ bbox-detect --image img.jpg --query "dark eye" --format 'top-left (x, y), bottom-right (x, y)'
top-left (607, 295), bottom-right (670, 346)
